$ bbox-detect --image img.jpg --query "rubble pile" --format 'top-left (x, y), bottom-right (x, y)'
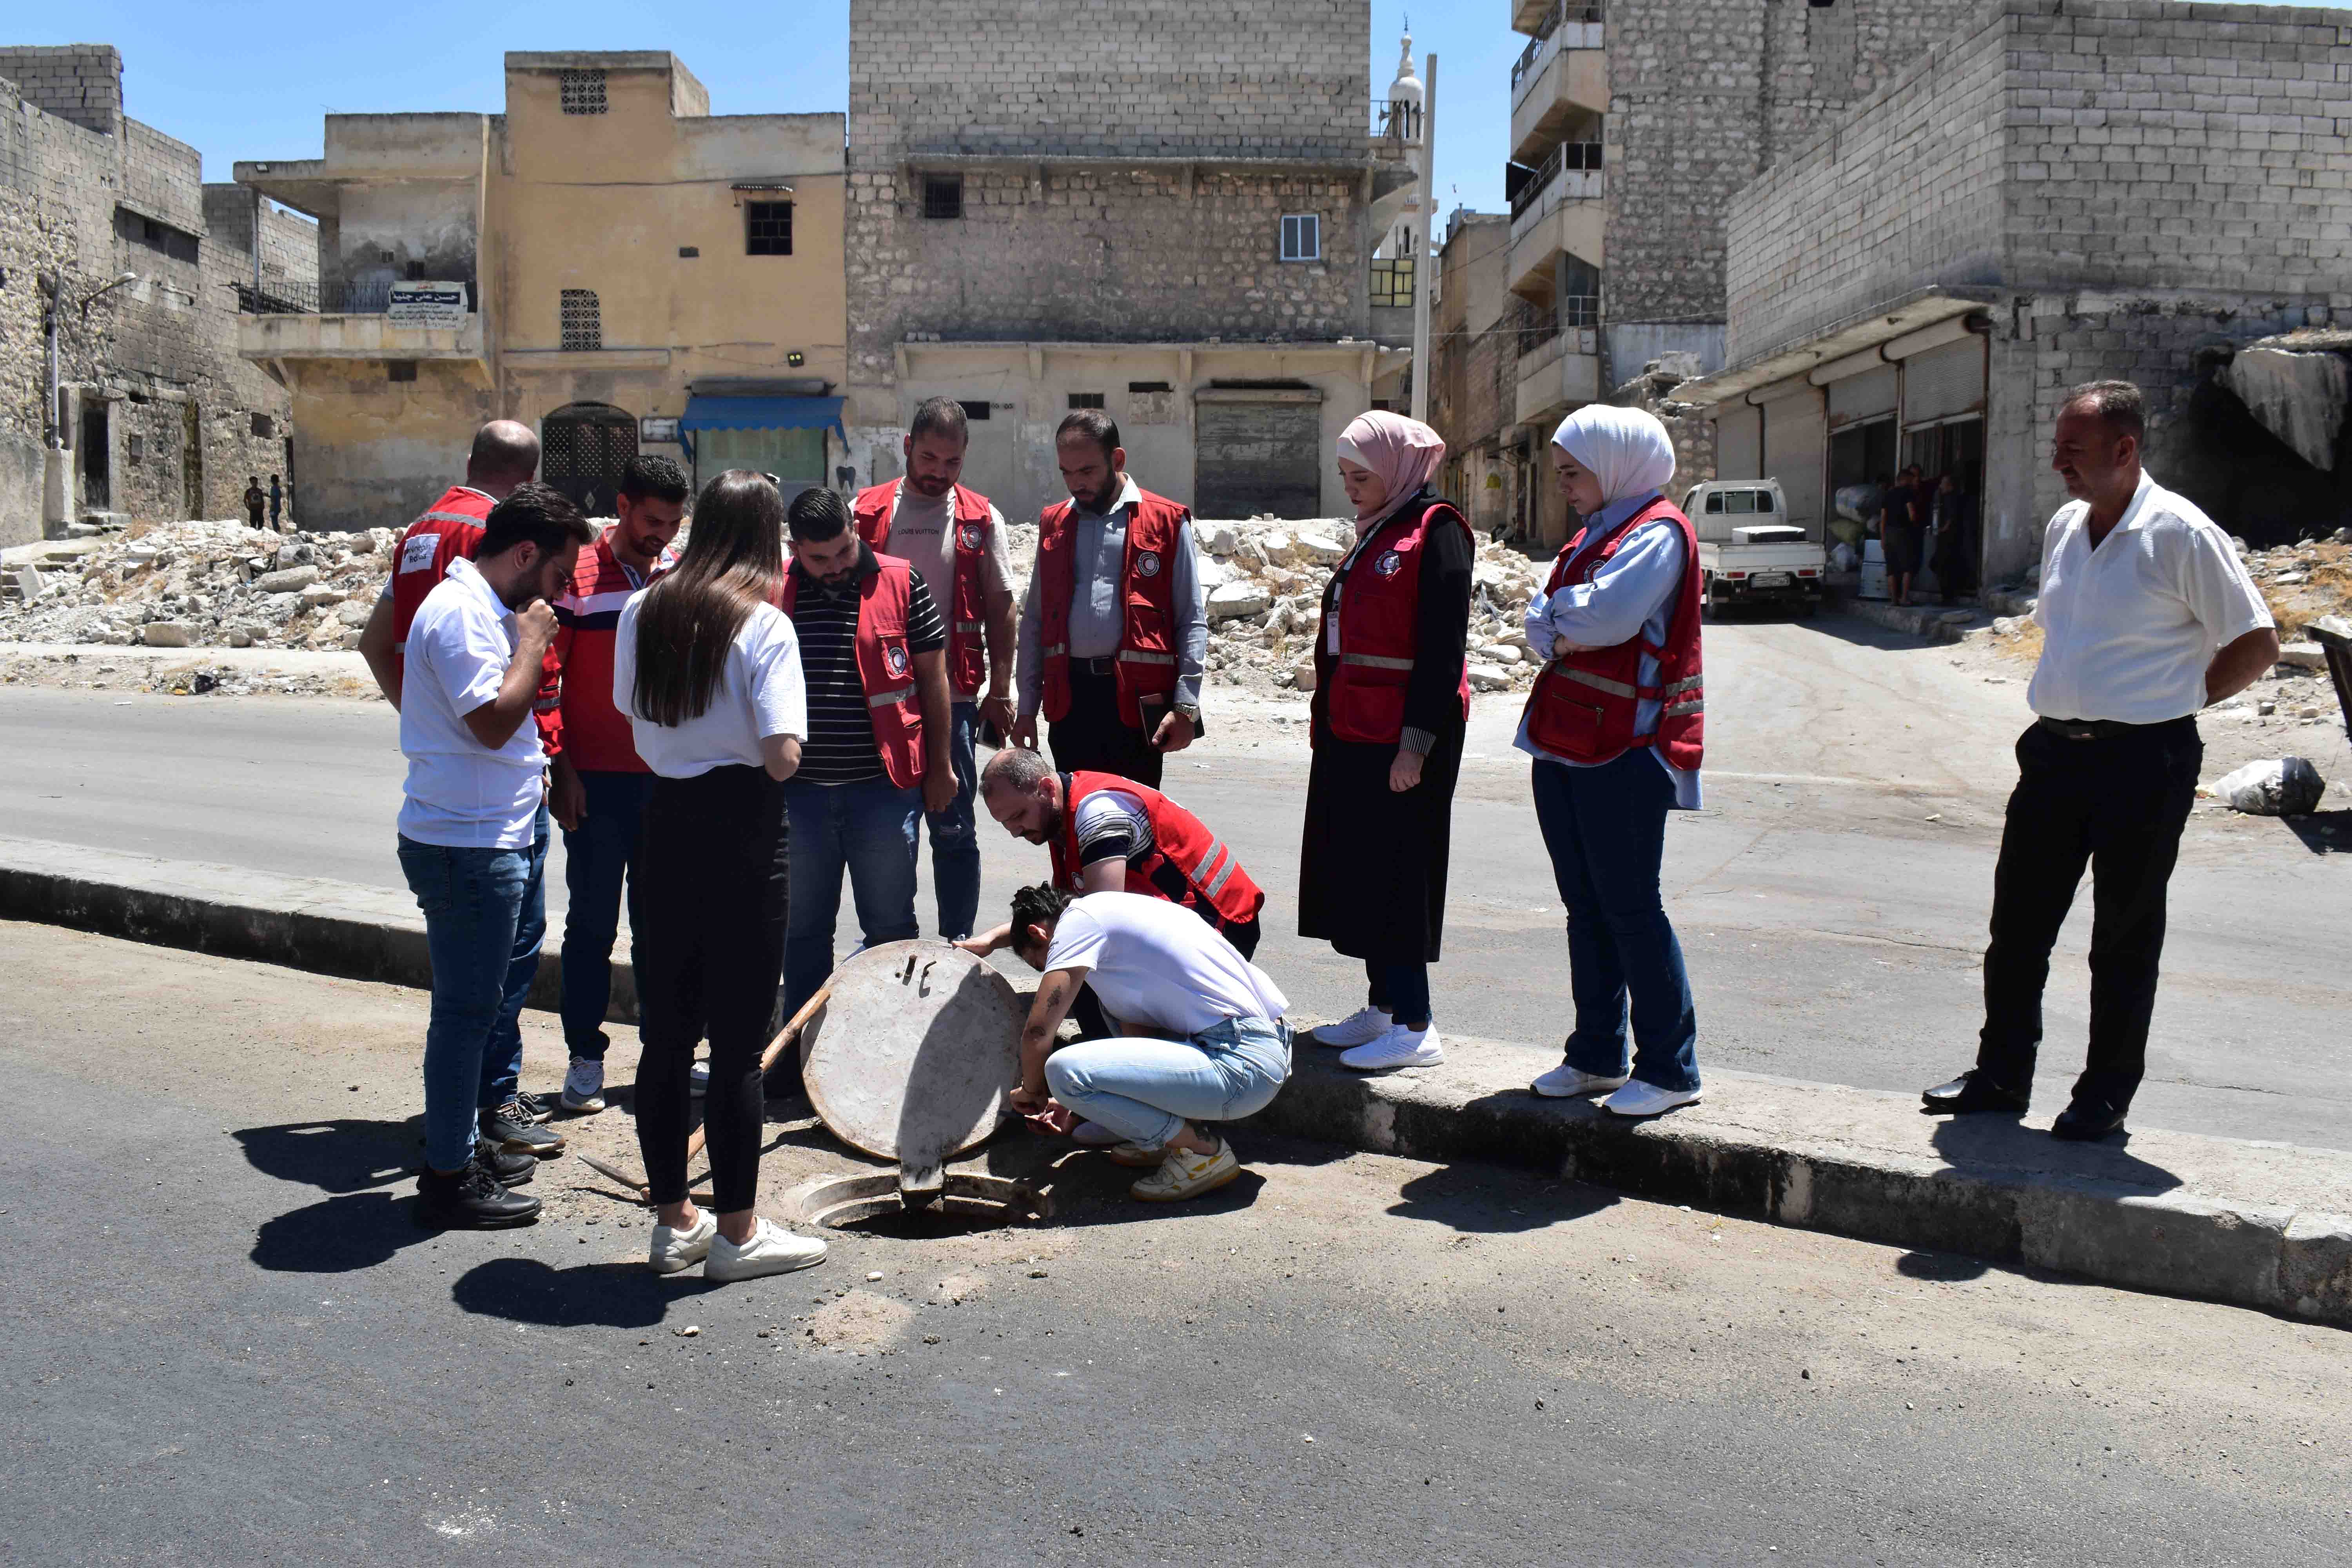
top-left (0, 520), bottom-right (398, 651)
top-left (1005, 515), bottom-right (1550, 699)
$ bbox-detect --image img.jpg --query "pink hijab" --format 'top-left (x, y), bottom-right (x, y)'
top-left (1336, 411), bottom-right (1446, 534)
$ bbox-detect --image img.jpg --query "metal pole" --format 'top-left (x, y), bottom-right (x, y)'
top-left (1409, 53), bottom-right (1437, 426)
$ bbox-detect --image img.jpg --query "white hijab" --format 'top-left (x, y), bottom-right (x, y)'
top-left (1551, 405), bottom-right (1677, 506)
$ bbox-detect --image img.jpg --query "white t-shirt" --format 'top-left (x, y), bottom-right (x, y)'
top-left (882, 481), bottom-right (1012, 666)
top-left (614, 593), bottom-right (808, 779)
top-left (2029, 472), bottom-right (2273, 725)
top-left (1044, 891), bottom-right (1288, 1037)
top-left (397, 557), bottom-right (545, 849)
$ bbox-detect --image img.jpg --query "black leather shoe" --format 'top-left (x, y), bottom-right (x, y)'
top-left (417, 1156), bottom-right (542, 1229)
top-left (2049, 1099), bottom-right (2127, 1141)
top-left (1921, 1069), bottom-right (2030, 1115)
top-left (481, 1099), bottom-right (567, 1158)
top-left (477, 1139), bottom-right (537, 1188)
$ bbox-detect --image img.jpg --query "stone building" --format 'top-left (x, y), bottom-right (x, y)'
top-left (843, 0), bottom-right (1421, 521)
top-left (1675, 0), bottom-right (2352, 586)
top-left (0, 44), bottom-right (307, 545)
top-left (237, 53), bottom-right (846, 526)
top-left (1425, 209), bottom-right (1516, 535)
top-left (1467, 0), bottom-right (1977, 546)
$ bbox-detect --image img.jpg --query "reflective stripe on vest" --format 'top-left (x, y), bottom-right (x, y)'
top-left (1119, 650), bottom-right (1178, 666)
top-left (1548, 666), bottom-right (1640, 700)
top-left (868, 687), bottom-right (913, 708)
top-left (1340, 653), bottom-right (1416, 671)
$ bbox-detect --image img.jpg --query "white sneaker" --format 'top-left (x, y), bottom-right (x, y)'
top-left (690, 1059), bottom-right (710, 1097)
top-left (1105, 1140), bottom-right (1169, 1168)
top-left (1130, 1138), bottom-right (1241, 1202)
top-left (1532, 1063), bottom-right (1629, 1099)
top-left (705, 1217), bottom-right (828, 1283)
top-left (1340, 1023), bottom-right (1444, 1072)
top-left (1071, 1120), bottom-right (1123, 1147)
top-left (559, 1056), bottom-right (606, 1112)
top-left (1602, 1081), bottom-right (1702, 1118)
top-left (1314, 1005), bottom-right (1394, 1048)
top-left (649, 1209), bottom-right (716, 1274)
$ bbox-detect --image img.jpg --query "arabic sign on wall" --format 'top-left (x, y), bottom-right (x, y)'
top-left (387, 281), bottom-right (470, 331)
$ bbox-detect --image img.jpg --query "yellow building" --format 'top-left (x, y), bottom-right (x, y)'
top-left (235, 52), bottom-right (846, 524)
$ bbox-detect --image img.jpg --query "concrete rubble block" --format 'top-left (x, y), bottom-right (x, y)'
top-left (300, 585), bottom-right (347, 609)
top-left (2283, 1211), bottom-right (2352, 1323)
top-left (256, 565), bottom-right (321, 595)
top-left (1466, 662), bottom-right (1513, 692)
top-left (1194, 555), bottom-right (1231, 592)
top-left (1292, 530), bottom-right (1346, 565)
top-left (333, 601), bottom-right (374, 628)
top-left (140, 622), bottom-right (194, 648)
top-left (1202, 523), bottom-right (1241, 556)
top-left (1207, 582), bottom-right (1272, 621)
top-left (273, 543), bottom-right (314, 570)
top-left (1290, 654), bottom-right (1318, 691)
top-left (2016, 1186), bottom-right (2288, 1312)
top-left (1259, 530), bottom-right (1299, 566)
top-left (2273, 643), bottom-right (2326, 672)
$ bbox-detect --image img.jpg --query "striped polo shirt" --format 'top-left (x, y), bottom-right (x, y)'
top-left (788, 544), bottom-right (946, 785)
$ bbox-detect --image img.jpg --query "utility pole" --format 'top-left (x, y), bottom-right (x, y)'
top-left (1409, 53), bottom-right (1437, 426)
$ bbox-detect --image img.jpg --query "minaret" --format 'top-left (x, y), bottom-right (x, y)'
top-left (1388, 31), bottom-right (1423, 145)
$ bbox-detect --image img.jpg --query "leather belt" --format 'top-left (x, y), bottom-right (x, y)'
top-left (1072, 655), bottom-right (1119, 676)
top-left (2035, 715), bottom-right (2186, 741)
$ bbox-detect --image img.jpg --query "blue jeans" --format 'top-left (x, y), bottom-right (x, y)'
top-left (1045, 1015), bottom-right (1292, 1149)
top-left (781, 774), bottom-right (922, 1018)
top-left (1531, 753), bottom-right (1700, 1093)
top-left (922, 702), bottom-right (982, 940)
top-left (397, 804), bottom-right (550, 1173)
top-left (559, 770), bottom-right (654, 1060)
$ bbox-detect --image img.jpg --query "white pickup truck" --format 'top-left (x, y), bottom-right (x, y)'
top-left (1681, 479), bottom-right (1827, 615)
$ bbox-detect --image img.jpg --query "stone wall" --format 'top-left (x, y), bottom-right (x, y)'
top-left (1727, 7), bottom-right (2011, 359)
top-left (1604, 0), bottom-right (1983, 333)
top-left (849, 0), bottom-right (1365, 164)
top-left (0, 49), bottom-right (302, 542)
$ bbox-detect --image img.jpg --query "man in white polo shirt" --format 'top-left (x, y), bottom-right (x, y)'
top-left (1924, 381), bottom-right (2277, 1142)
top-left (397, 482), bottom-right (593, 1228)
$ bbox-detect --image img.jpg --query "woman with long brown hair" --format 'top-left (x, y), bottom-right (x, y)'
top-left (613, 469), bottom-right (827, 1283)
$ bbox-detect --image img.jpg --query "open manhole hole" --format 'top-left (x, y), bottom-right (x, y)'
top-left (784, 1171), bottom-right (1049, 1233)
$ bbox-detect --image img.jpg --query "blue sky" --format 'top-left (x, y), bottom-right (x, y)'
top-left (13, 2), bottom-right (2337, 223)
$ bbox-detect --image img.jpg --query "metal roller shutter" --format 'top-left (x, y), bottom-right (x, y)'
top-left (1762, 389), bottom-right (1826, 535)
top-left (1902, 338), bottom-right (1988, 426)
top-left (1194, 392), bottom-right (1322, 520)
top-left (1715, 405), bottom-right (1762, 482)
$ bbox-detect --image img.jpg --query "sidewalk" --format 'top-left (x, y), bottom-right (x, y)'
top-left (4, 833), bottom-right (2345, 1327)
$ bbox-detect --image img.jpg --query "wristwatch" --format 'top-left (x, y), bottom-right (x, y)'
top-left (1173, 702), bottom-right (1201, 723)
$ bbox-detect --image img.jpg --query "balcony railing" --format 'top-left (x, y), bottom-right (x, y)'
top-left (1512, 1), bottom-right (1606, 91)
top-left (1372, 97), bottom-right (1423, 144)
top-left (1370, 256), bottom-right (1417, 309)
top-left (1507, 140), bottom-right (1604, 219)
top-left (232, 277), bottom-right (475, 316)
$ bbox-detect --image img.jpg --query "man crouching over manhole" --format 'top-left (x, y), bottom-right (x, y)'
top-left (1004, 884), bottom-right (1291, 1201)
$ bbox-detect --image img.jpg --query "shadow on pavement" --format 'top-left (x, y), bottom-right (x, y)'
top-left (453, 1257), bottom-right (717, 1327)
top-left (2283, 809), bottom-right (2352, 855)
top-left (234, 1118), bottom-right (422, 1194)
top-left (1388, 1165), bottom-right (1618, 1234)
top-left (1926, 1113), bottom-right (2183, 1192)
top-left (1895, 1249), bottom-right (1993, 1282)
top-left (251, 1191), bottom-right (438, 1273)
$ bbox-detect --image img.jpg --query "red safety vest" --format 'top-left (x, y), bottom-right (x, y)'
top-left (1047, 771), bottom-right (1265, 933)
top-left (1318, 496), bottom-right (1474, 746)
top-left (1522, 495), bottom-right (1705, 770)
top-left (1036, 487), bottom-right (1186, 729)
top-left (778, 553), bottom-right (928, 790)
top-left (854, 479), bottom-right (993, 698)
top-left (388, 485), bottom-right (495, 668)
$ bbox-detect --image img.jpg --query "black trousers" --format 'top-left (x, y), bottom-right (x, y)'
top-left (1975, 718), bottom-right (2201, 1112)
top-left (1047, 662), bottom-right (1163, 788)
top-left (633, 766), bottom-right (790, 1212)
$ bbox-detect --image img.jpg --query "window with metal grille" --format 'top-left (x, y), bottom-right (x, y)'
top-left (387, 361), bottom-right (418, 383)
top-left (923, 175), bottom-right (964, 220)
top-left (1280, 213), bottom-right (1321, 263)
top-left (560, 290), bottom-right (602, 352)
top-left (746, 201), bottom-right (793, 256)
top-left (1067, 393), bottom-right (1106, 410)
top-left (560, 70), bottom-right (608, 114)
top-left (1369, 257), bottom-right (1415, 308)
top-left (958, 401), bottom-right (991, 421)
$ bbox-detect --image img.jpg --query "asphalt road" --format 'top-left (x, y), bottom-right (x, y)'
top-left (4, 922), bottom-right (2348, 1566)
top-left (1, 610), bottom-right (2345, 1148)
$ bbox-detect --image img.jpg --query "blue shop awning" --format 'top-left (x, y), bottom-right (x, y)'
top-left (678, 395), bottom-right (845, 437)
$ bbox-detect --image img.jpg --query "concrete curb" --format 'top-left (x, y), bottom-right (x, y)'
top-left (4, 835), bottom-right (2347, 1327)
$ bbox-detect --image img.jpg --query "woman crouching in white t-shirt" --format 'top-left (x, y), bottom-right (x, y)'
top-left (1004, 884), bottom-right (1291, 1203)
top-left (613, 470), bottom-right (827, 1282)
